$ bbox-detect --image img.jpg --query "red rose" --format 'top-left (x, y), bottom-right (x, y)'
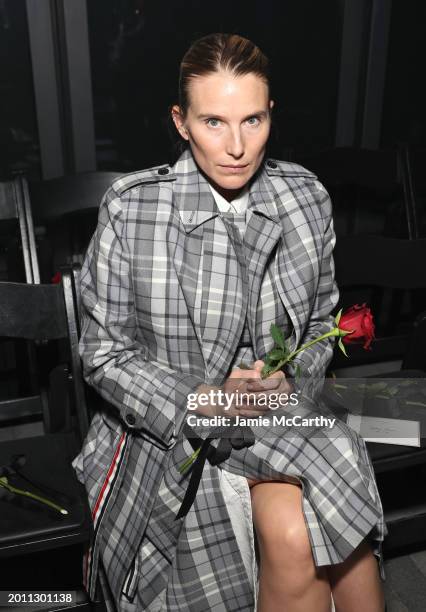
top-left (339, 303), bottom-right (375, 350)
top-left (51, 271), bottom-right (62, 284)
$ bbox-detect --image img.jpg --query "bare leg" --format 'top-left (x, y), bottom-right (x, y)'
top-left (327, 539), bottom-right (386, 612)
top-left (249, 480), bottom-right (332, 612)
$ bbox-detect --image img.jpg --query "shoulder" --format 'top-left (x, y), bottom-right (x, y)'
top-left (110, 162), bottom-right (175, 197)
top-left (97, 162), bottom-right (176, 224)
top-left (264, 157), bottom-right (332, 216)
top-left (264, 158), bottom-right (318, 180)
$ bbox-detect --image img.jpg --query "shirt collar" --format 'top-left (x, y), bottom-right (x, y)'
top-left (208, 183), bottom-right (250, 214)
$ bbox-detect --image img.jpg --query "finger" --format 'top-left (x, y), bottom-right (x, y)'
top-left (237, 403), bottom-right (272, 416)
top-left (260, 381), bottom-right (294, 397)
top-left (238, 407), bottom-right (271, 417)
top-left (228, 369), bottom-right (262, 381)
top-left (246, 378), bottom-right (281, 391)
top-left (268, 370), bottom-right (286, 379)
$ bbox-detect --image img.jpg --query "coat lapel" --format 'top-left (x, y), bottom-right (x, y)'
top-left (266, 171), bottom-right (320, 350)
top-left (243, 171), bottom-right (284, 357)
top-left (244, 166), bottom-right (317, 355)
top-left (172, 151), bottom-right (247, 382)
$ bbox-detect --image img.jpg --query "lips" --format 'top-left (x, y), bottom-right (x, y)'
top-left (220, 165), bottom-right (248, 168)
top-left (219, 164), bottom-right (249, 174)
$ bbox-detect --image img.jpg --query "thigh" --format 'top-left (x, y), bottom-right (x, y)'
top-left (248, 479), bottom-right (303, 519)
top-left (248, 479), bottom-right (304, 525)
top-left (247, 477), bottom-right (302, 489)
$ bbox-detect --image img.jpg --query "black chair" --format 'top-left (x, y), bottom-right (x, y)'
top-left (0, 270), bottom-right (105, 609)
top-left (295, 147), bottom-right (417, 240)
top-left (404, 145), bottom-right (426, 238)
top-left (0, 174), bottom-right (40, 283)
top-left (0, 175), bottom-right (41, 407)
top-left (29, 172), bottom-right (121, 282)
top-left (326, 235), bottom-right (426, 555)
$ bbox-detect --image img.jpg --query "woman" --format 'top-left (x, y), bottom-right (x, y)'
top-left (72, 33), bottom-right (387, 611)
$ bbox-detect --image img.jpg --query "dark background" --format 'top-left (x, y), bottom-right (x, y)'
top-left (1, 0), bottom-right (425, 178)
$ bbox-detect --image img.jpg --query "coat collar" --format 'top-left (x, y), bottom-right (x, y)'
top-left (172, 148), bottom-right (281, 231)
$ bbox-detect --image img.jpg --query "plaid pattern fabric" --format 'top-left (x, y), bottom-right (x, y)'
top-left (72, 149), bottom-right (386, 610)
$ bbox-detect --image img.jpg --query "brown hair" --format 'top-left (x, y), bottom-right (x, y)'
top-left (178, 33), bottom-right (271, 116)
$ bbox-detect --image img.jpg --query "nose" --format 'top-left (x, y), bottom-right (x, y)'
top-left (225, 126), bottom-right (245, 159)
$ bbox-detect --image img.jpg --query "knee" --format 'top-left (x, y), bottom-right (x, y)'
top-left (257, 515), bottom-right (313, 566)
top-left (251, 484), bottom-right (313, 567)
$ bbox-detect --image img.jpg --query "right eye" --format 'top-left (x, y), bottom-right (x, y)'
top-left (205, 118), bottom-right (222, 128)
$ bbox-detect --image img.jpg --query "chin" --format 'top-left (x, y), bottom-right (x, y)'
top-left (215, 175), bottom-right (249, 190)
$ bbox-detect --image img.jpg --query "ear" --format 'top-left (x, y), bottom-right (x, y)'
top-left (171, 105), bottom-right (189, 141)
top-left (269, 99), bottom-right (275, 113)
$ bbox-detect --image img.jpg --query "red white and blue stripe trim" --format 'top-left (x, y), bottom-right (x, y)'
top-left (83, 431), bottom-right (129, 599)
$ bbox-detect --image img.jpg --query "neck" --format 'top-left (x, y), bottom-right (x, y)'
top-left (210, 182), bottom-right (245, 202)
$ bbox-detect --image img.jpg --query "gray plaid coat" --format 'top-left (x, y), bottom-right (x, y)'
top-left (72, 149), bottom-right (386, 611)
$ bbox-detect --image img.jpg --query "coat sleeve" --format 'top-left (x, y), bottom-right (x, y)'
top-left (78, 187), bottom-right (204, 449)
top-left (286, 182), bottom-right (339, 401)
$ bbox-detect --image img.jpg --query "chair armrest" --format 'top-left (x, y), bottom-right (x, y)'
top-left (402, 309), bottom-right (426, 371)
top-left (46, 364), bottom-right (72, 434)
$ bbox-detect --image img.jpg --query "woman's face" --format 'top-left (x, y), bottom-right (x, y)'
top-left (172, 70), bottom-right (273, 201)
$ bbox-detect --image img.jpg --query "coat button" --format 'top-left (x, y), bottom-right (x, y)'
top-left (125, 413), bottom-right (136, 425)
top-left (267, 160), bottom-right (277, 169)
top-left (158, 167), bottom-right (169, 175)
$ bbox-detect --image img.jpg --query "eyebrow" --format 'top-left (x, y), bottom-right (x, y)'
top-left (197, 110), bottom-right (269, 120)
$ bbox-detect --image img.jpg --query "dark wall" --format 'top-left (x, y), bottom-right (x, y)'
top-left (87, 0), bottom-right (341, 169)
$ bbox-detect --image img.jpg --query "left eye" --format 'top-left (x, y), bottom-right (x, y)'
top-left (246, 116), bottom-right (260, 126)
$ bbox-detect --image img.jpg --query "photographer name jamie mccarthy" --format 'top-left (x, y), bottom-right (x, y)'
top-left (186, 414), bottom-right (337, 428)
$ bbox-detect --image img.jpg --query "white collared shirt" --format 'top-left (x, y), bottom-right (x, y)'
top-left (208, 183), bottom-right (249, 214)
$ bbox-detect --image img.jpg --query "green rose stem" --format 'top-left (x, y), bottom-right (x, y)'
top-left (0, 477), bottom-right (68, 515)
top-left (260, 326), bottom-right (353, 379)
top-left (179, 448), bottom-right (201, 474)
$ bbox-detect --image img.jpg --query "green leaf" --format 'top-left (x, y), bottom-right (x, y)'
top-left (338, 338), bottom-right (348, 357)
top-left (270, 324), bottom-right (285, 350)
top-left (335, 309), bottom-right (342, 326)
top-left (263, 353), bottom-right (275, 365)
top-left (294, 363), bottom-right (302, 379)
top-left (0, 476), bottom-right (8, 485)
top-left (267, 348), bottom-right (287, 361)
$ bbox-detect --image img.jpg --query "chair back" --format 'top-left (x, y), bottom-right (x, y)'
top-left (404, 146), bottom-right (426, 238)
top-left (297, 147), bottom-right (400, 192)
top-left (29, 171), bottom-right (121, 280)
top-left (0, 176), bottom-right (39, 283)
top-left (30, 171), bottom-right (121, 220)
top-left (295, 147), bottom-right (415, 239)
top-left (0, 270), bottom-right (89, 442)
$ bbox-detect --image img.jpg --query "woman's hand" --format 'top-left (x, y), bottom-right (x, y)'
top-left (221, 362), bottom-right (271, 417)
top-left (191, 364), bottom-right (269, 418)
top-left (191, 361), bottom-right (293, 419)
top-left (245, 360), bottom-right (294, 399)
